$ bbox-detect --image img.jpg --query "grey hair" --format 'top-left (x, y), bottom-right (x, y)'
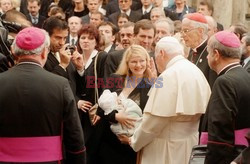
top-left (150, 7), bottom-right (166, 18)
top-left (155, 37), bottom-right (184, 57)
top-left (209, 35), bottom-right (241, 59)
top-left (154, 17), bottom-right (175, 35)
top-left (183, 17), bottom-right (208, 40)
top-left (12, 29), bottom-right (50, 56)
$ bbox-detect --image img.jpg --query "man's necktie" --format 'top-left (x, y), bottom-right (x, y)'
top-left (33, 17), bottom-right (38, 24)
top-left (71, 38), bottom-right (75, 46)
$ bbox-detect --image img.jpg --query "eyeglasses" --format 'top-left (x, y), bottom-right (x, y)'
top-left (181, 28), bottom-right (198, 34)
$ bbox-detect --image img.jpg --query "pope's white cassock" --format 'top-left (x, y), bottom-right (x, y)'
top-left (130, 55), bottom-right (211, 164)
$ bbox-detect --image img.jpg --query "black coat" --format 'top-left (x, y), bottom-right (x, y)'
top-left (108, 10), bottom-right (142, 26)
top-left (203, 64), bottom-right (250, 164)
top-left (44, 52), bottom-right (79, 98)
top-left (0, 62), bottom-right (86, 163)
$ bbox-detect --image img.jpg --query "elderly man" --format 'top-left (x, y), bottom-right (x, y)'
top-left (0, 27), bottom-right (86, 163)
top-left (154, 17), bottom-right (174, 43)
top-left (125, 36), bottom-right (211, 164)
top-left (182, 12), bottom-right (217, 88)
top-left (67, 16), bottom-right (82, 46)
top-left (203, 31), bottom-right (250, 164)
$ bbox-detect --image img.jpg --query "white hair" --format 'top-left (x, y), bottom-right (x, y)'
top-left (155, 36), bottom-right (184, 57)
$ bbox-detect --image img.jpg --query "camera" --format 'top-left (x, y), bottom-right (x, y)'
top-left (66, 45), bottom-right (75, 55)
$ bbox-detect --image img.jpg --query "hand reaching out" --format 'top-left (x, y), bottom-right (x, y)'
top-left (147, 57), bottom-right (157, 80)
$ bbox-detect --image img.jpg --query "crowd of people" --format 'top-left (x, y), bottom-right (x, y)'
top-left (0, 0), bottom-right (250, 164)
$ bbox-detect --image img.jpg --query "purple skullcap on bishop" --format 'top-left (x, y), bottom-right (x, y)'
top-left (185, 13), bottom-right (207, 24)
top-left (215, 31), bottom-right (241, 48)
top-left (16, 27), bottom-right (45, 50)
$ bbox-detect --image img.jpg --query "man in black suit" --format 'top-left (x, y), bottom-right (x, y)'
top-left (137, 0), bottom-right (153, 19)
top-left (0, 27), bottom-right (86, 163)
top-left (26, 0), bottom-right (46, 28)
top-left (66, 16), bottom-right (82, 46)
top-left (241, 33), bottom-right (250, 73)
top-left (203, 31), bottom-right (250, 164)
top-left (105, 0), bottom-right (142, 16)
top-left (43, 17), bottom-right (79, 97)
top-left (108, 0), bottom-right (142, 26)
top-left (20, 0), bottom-right (52, 17)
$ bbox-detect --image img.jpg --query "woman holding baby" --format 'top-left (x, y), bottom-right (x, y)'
top-left (99, 45), bottom-right (157, 164)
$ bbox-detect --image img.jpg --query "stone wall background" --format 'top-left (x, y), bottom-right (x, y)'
top-left (186, 0), bottom-right (250, 30)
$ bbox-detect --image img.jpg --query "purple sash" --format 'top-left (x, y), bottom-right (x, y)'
top-left (200, 128), bottom-right (250, 146)
top-left (0, 136), bottom-right (63, 162)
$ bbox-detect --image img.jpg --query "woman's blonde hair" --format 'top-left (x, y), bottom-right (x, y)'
top-left (116, 45), bottom-right (150, 78)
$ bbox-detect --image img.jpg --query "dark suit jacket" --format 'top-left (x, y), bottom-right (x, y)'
top-left (204, 64), bottom-right (250, 163)
top-left (243, 60), bottom-right (250, 73)
top-left (26, 14), bottom-right (47, 28)
top-left (105, 0), bottom-right (142, 16)
top-left (81, 14), bottom-right (90, 24)
top-left (108, 10), bottom-right (142, 26)
top-left (20, 0), bottom-right (52, 17)
top-left (0, 62), bottom-right (86, 163)
top-left (44, 52), bottom-right (79, 97)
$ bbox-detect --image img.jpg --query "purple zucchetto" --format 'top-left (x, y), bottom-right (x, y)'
top-left (215, 31), bottom-right (241, 48)
top-left (16, 27), bottom-right (45, 50)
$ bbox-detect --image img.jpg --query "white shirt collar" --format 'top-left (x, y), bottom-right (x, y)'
top-left (243, 56), bottom-right (250, 67)
top-left (121, 9), bottom-right (131, 16)
top-left (104, 44), bottom-right (112, 53)
top-left (142, 5), bottom-right (153, 14)
top-left (85, 49), bottom-right (98, 69)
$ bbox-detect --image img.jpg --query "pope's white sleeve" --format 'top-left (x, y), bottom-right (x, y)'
top-left (130, 113), bottom-right (170, 152)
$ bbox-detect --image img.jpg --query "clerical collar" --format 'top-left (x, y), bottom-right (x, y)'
top-left (192, 38), bottom-right (207, 53)
top-left (121, 9), bottom-right (131, 16)
top-left (218, 62), bottom-right (241, 76)
top-left (17, 59), bottom-right (42, 67)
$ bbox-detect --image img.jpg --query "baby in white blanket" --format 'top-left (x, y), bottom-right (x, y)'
top-left (98, 90), bottom-right (142, 137)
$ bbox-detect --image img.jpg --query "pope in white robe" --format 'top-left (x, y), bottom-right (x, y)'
top-left (129, 37), bottom-right (211, 164)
